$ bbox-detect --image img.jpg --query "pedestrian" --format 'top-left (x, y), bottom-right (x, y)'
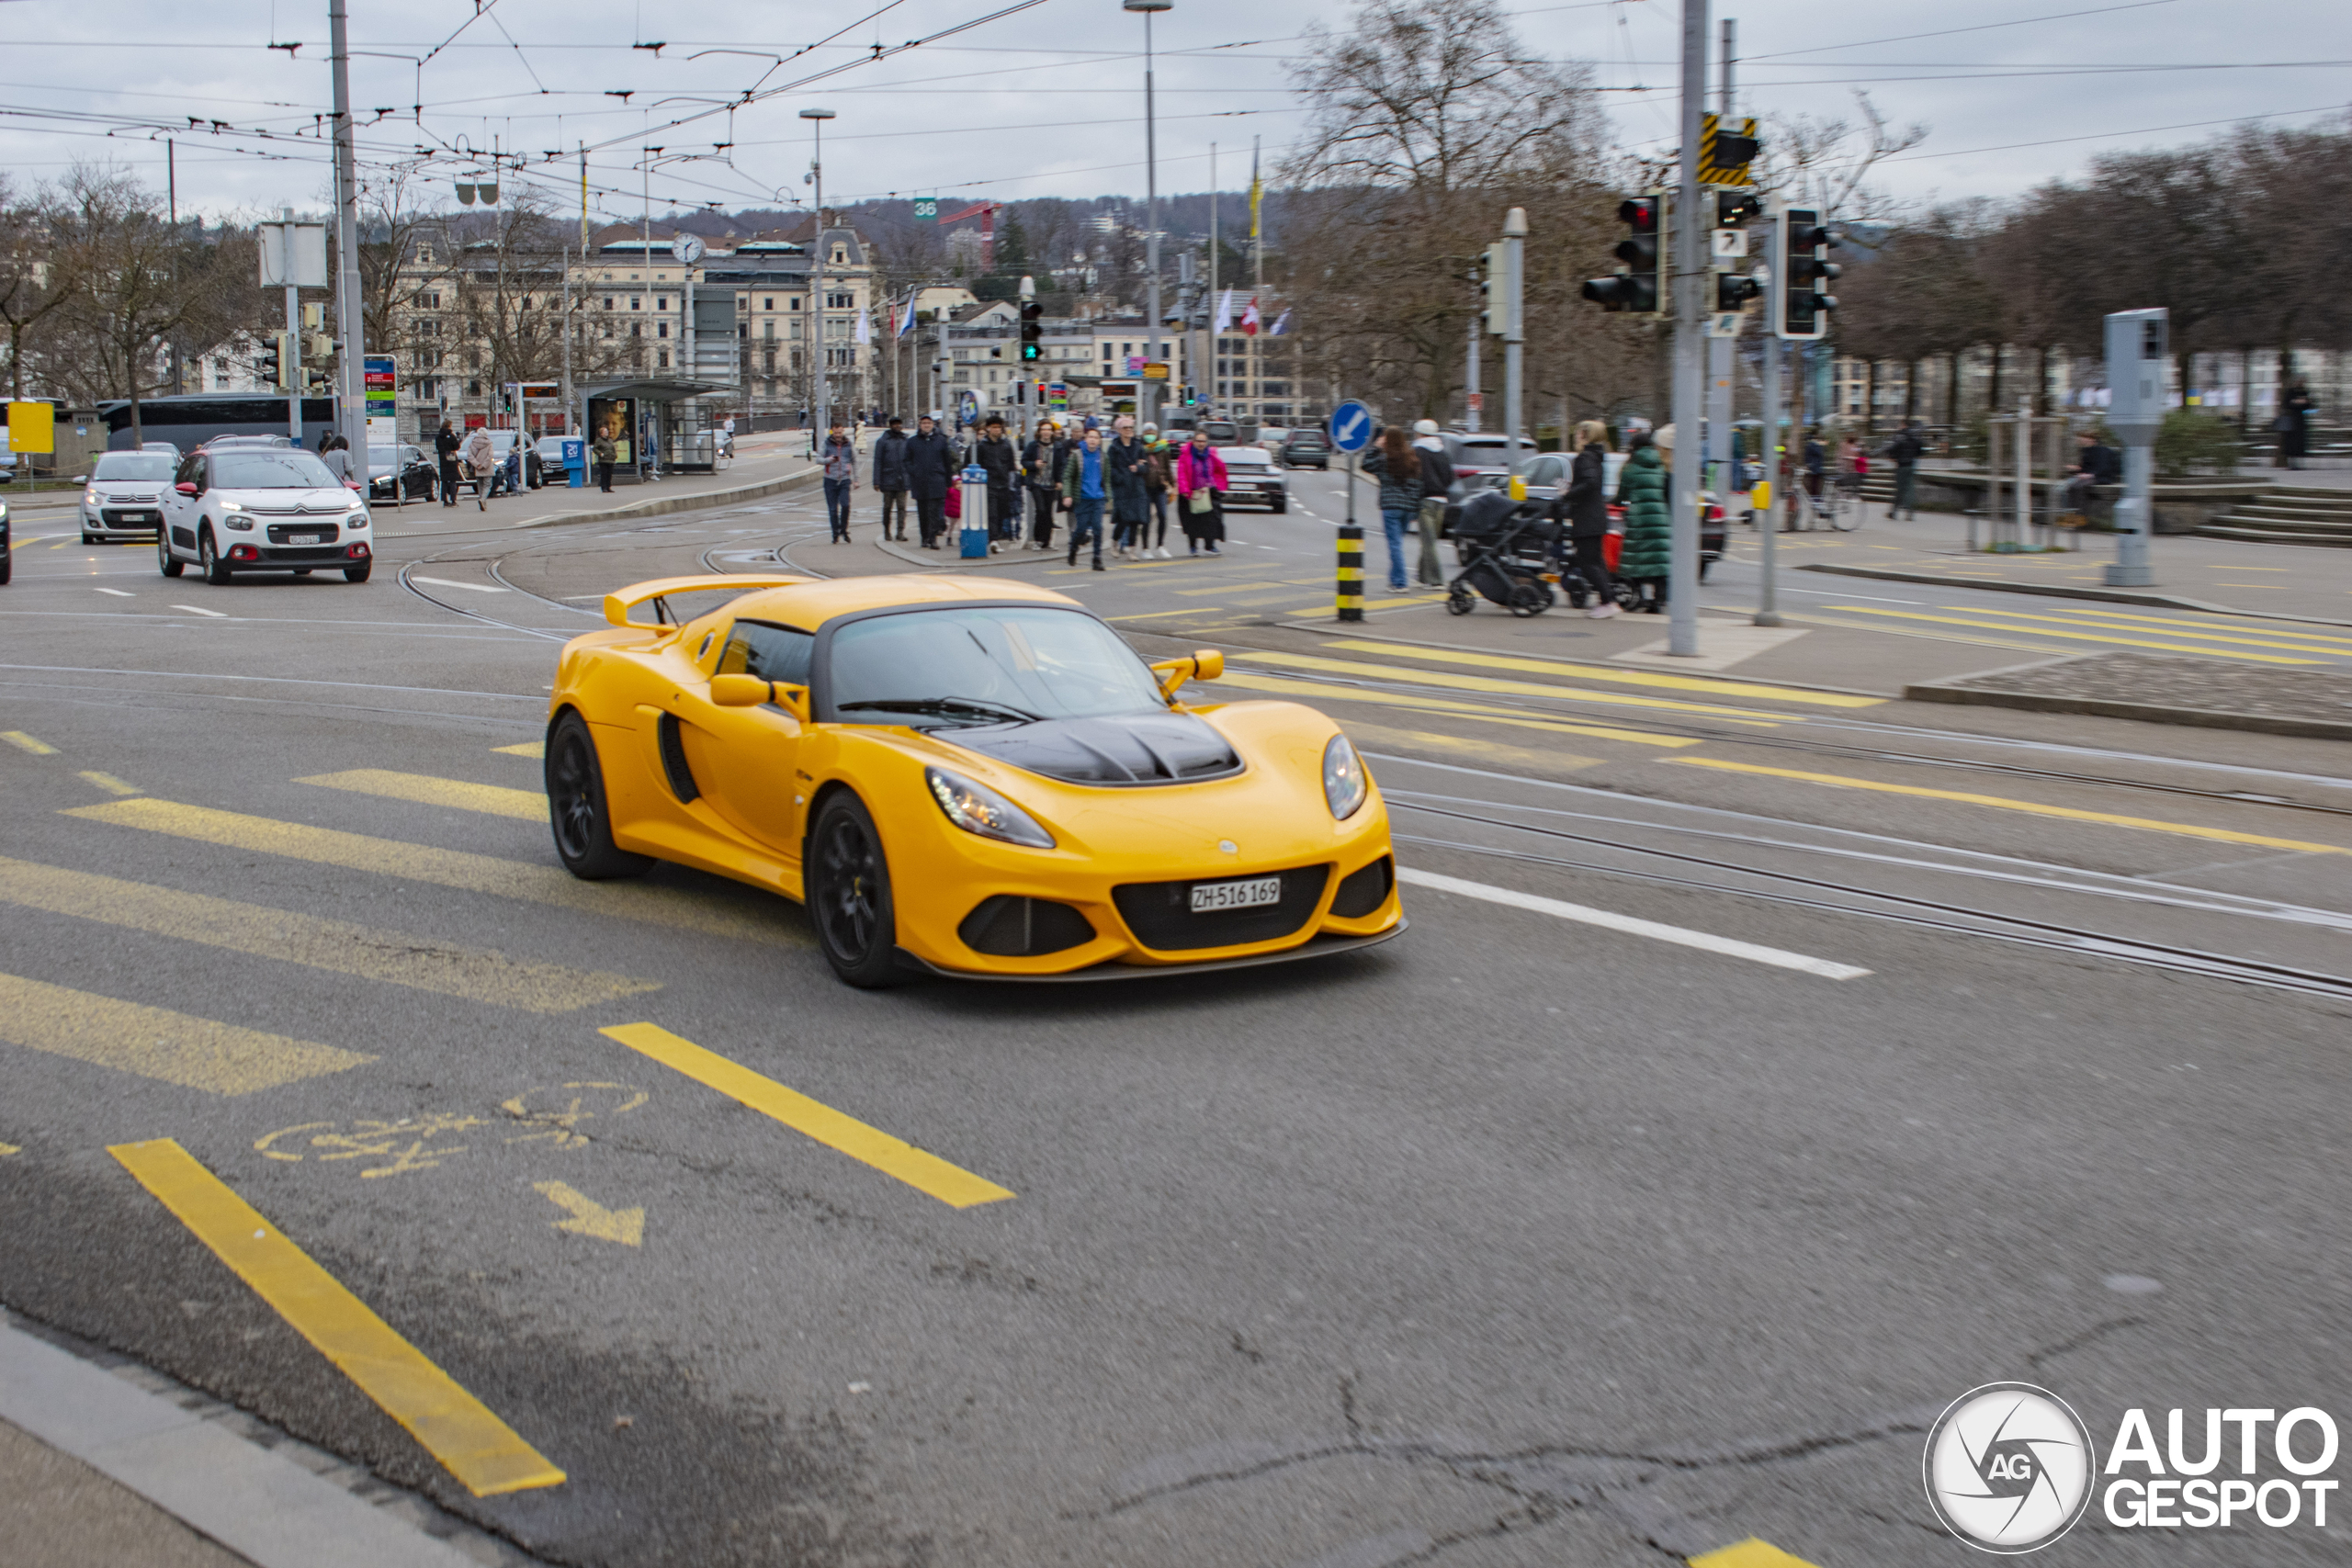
top-left (977, 416), bottom-right (1020, 554)
top-left (821, 421), bottom-right (856, 541)
top-left (906, 413), bottom-right (957, 548)
top-left (461, 425), bottom-right (495, 512)
top-left (641, 417), bottom-right (662, 481)
top-left (1616, 429), bottom-right (1670, 614)
top-left (1022, 420), bottom-right (1062, 549)
top-left (872, 416), bottom-right (911, 540)
top-left (2276, 382), bottom-right (2313, 470)
top-left (1107, 415), bottom-right (1150, 558)
top-left (1884, 422), bottom-right (1924, 520)
top-left (591, 424), bottom-right (616, 493)
top-left (1061, 425), bottom-right (1110, 570)
top-left (1408, 419), bottom-right (1454, 587)
top-left (1802, 429), bottom-right (1826, 500)
top-left (1558, 419), bottom-right (1619, 618)
top-left (2063, 428), bottom-right (2121, 521)
top-left (1362, 425), bottom-right (1422, 592)
top-left (1141, 423), bottom-right (1173, 558)
top-left (1174, 427), bottom-right (1227, 556)
top-left (435, 418), bottom-right (462, 506)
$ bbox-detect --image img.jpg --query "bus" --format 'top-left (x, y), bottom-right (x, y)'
top-left (96, 394), bottom-right (340, 454)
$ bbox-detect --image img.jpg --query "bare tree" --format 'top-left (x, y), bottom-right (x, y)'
top-left (0, 177), bottom-right (75, 402)
top-left (1753, 93), bottom-right (1926, 228)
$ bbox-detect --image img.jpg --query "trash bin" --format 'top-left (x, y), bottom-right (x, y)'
top-left (959, 463), bottom-right (990, 558)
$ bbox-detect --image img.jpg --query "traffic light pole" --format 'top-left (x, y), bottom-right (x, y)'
top-left (1755, 225), bottom-right (1781, 629)
top-left (1667, 0), bottom-right (1707, 659)
top-left (1503, 208), bottom-right (1525, 475)
top-left (1706, 17), bottom-right (1736, 497)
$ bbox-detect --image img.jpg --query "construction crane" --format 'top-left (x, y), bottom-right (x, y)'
top-left (940, 201), bottom-right (1001, 272)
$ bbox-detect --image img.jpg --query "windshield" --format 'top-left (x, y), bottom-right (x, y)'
top-left (94, 454), bottom-right (175, 481)
top-left (212, 452), bottom-right (339, 490)
top-left (827, 605), bottom-right (1166, 728)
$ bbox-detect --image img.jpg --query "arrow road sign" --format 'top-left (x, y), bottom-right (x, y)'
top-left (1329, 400), bottom-right (1373, 453)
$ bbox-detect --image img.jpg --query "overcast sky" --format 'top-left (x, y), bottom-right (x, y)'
top-left (3, 0), bottom-right (2345, 224)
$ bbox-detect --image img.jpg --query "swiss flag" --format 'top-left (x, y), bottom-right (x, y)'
top-left (1240, 296), bottom-right (1261, 336)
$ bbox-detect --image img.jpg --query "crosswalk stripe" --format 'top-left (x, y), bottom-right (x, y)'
top-left (1234, 651), bottom-right (1792, 722)
top-left (0, 856), bottom-right (658, 1013)
top-left (1346, 723), bottom-right (1600, 773)
top-left (2, 730), bottom-right (58, 755)
top-left (1666, 757), bottom-right (2352, 856)
top-left (1688, 1540), bottom-right (1821, 1567)
top-left (77, 771), bottom-right (141, 795)
top-left (1986, 604), bottom-right (2352, 653)
top-left (64, 798), bottom-right (802, 945)
top-left (1217, 671), bottom-right (1705, 747)
top-left (1821, 606), bottom-right (2319, 664)
top-left (298, 769), bottom-right (545, 821)
top-left (602, 1022), bottom-right (1014, 1208)
top-left (1319, 637), bottom-right (1883, 706)
top-left (0, 972), bottom-right (371, 1095)
top-left (109, 1139), bottom-right (566, 1497)
top-left (493, 740), bottom-right (546, 758)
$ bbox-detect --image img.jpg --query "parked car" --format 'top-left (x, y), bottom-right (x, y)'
top-left (0, 497), bottom-right (10, 584)
top-left (533, 435), bottom-right (575, 478)
top-left (78, 449), bottom-right (179, 542)
top-left (1216, 446), bottom-right (1289, 513)
top-left (1279, 430), bottom-right (1330, 470)
top-left (367, 444), bottom-right (437, 503)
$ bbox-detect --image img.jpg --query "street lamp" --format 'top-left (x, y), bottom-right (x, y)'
top-left (800, 107), bottom-right (837, 438)
top-left (1123, 0), bottom-right (1170, 430)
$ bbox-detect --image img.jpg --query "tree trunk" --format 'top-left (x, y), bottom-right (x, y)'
top-left (2239, 345), bottom-right (2255, 434)
top-left (1985, 344), bottom-right (2004, 416)
top-left (1865, 359), bottom-right (1880, 435)
top-left (129, 386), bottom-right (142, 449)
top-left (1905, 359), bottom-right (1919, 424)
top-left (1944, 352), bottom-right (1961, 430)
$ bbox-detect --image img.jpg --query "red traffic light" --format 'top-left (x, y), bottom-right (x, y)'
top-left (1616, 197), bottom-right (1658, 232)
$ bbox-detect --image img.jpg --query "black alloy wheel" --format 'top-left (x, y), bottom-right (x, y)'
top-left (807, 793), bottom-right (905, 988)
top-left (157, 532), bottom-right (183, 578)
top-left (545, 712), bottom-right (652, 880)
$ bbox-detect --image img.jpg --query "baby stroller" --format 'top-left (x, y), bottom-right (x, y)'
top-left (1446, 489), bottom-right (1557, 616)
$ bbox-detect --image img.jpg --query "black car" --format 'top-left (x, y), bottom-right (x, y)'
top-left (367, 444), bottom-right (437, 503)
top-left (0, 498), bottom-right (10, 585)
top-left (1279, 431), bottom-right (1330, 469)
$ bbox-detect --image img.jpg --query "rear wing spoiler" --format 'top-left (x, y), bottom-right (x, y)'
top-left (602, 574), bottom-right (811, 628)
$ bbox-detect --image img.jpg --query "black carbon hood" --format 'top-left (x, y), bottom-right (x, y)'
top-left (945, 711), bottom-right (1243, 786)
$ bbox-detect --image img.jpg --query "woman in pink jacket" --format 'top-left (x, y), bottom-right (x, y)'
top-left (1173, 428), bottom-right (1227, 556)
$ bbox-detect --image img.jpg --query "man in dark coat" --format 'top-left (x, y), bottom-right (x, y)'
top-left (975, 416), bottom-right (1020, 553)
top-left (1105, 416), bottom-right (1151, 557)
top-left (435, 419), bottom-right (462, 506)
top-left (1884, 423), bottom-right (1925, 520)
top-left (904, 415), bottom-right (958, 549)
top-left (871, 416), bottom-right (911, 540)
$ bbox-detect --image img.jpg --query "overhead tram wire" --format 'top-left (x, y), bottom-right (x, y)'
top-left (1743, 0), bottom-right (2186, 60)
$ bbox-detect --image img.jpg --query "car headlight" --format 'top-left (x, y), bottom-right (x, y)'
top-left (224, 517), bottom-right (254, 531)
top-left (1323, 733), bottom-right (1368, 820)
top-left (925, 766), bottom-right (1055, 849)
top-left (345, 512), bottom-right (368, 528)
top-left (84, 488), bottom-right (98, 505)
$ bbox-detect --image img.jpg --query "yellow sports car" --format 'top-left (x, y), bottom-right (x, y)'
top-left (544, 572), bottom-right (1403, 985)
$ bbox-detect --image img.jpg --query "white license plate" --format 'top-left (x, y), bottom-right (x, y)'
top-left (1191, 874), bottom-right (1282, 913)
top-left (286, 534), bottom-right (321, 545)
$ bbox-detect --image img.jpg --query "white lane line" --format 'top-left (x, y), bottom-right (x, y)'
top-left (95, 588), bottom-right (135, 597)
top-left (169, 604), bottom-right (229, 618)
top-left (1396, 866), bottom-right (1872, 980)
top-left (409, 575), bottom-right (511, 593)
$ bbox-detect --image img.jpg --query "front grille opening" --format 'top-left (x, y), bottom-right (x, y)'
top-left (957, 895), bottom-right (1096, 957)
top-left (656, 713), bottom-right (700, 803)
top-left (1112, 864), bottom-right (1332, 952)
top-left (1329, 855), bottom-right (1395, 919)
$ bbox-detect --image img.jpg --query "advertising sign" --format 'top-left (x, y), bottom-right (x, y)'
top-left (588, 396), bottom-right (635, 466)
top-left (364, 355), bottom-right (397, 430)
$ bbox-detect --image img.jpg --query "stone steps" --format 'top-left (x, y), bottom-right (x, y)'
top-left (2195, 524), bottom-right (2352, 547)
top-left (2196, 482), bottom-right (2352, 546)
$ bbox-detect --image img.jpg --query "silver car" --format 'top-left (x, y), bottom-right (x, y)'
top-left (79, 450), bottom-right (180, 543)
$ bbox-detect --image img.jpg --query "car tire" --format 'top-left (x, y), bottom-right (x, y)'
top-left (157, 532), bottom-right (183, 578)
top-left (0, 556), bottom-right (9, 586)
top-left (806, 792), bottom-right (907, 988)
top-left (344, 563), bottom-right (372, 583)
top-left (199, 529), bottom-right (232, 585)
top-left (545, 711), bottom-right (652, 881)
top-left (81, 532), bottom-right (95, 545)
top-left (1270, 499), bottom-right (1288, 514)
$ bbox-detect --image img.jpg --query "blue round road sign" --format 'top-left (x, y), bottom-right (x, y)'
top-left (1329, 400), bottom-right (1374, 454)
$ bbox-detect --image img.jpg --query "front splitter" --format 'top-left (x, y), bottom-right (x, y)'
top-left (901, 919), bottom-right (1408, 984)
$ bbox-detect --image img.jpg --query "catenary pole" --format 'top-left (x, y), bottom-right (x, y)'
top-left (1754, 209), bottom-right (1781, 628)
top-left (1503, 208), bottom-right (1525, 474)
top-left (1667, 0), bottom-right (1707, 658)
top-left (1707, 17), bottom-right (1735, 498)
top-left (330, 0), bottom-right (366, 459)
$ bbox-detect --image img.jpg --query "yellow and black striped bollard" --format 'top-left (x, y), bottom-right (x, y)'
top-left (1336, 525), bottom-right (1363, 622)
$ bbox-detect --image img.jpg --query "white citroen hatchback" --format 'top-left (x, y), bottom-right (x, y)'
top-left (158, 445), bottom-right (373, 584)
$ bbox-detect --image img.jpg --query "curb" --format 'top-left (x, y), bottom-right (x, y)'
top-left (1794, 562), bottom-right (2352, 629)
top-left (514, 463), bottom-right (819, 528)
top-left (0, 1311), bottom-right (484, 1568)
top-left (1904, 670), bottom-right (2352, 742)
top-left (874, 535), bottom-right (1050, 570)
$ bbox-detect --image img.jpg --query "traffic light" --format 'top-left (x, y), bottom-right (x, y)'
top-left (1580, 196), bottom-right (1663, 315)
top-left (1700, 115), bottom-right (1758, 186)
top-left (1774, 208), bottom-right (1838, 340)
top-left (273, 331), bottom-right (297, 389)
top-left (1020, 301), bottom-right (1043, 363)
top-left (1481, 242), bottom-right (1507, 334)
top-left (1716, 274), bottom-right (1762, 312)
top-left (1714, 189), bottom-right (1762, 229)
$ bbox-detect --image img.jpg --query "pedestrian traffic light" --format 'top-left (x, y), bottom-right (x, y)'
top-left (1581, 196), bottom-right (1663, 315)
top-left (1774, 209), bottom-right (1838, 341)
top-left (1020, 301), bottom-right (1043, 363)
top-left (1481, 242), bottom-right (1507, 334)
top-left (1715, 274), bottom-right (1762, 311)
top-left (273, 331), bottom-right (297, 389)
top-left (1714, 189), bottom-right (1762, 229)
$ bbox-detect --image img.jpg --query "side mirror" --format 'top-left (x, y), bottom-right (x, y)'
top-left (710, 673), bottom-right (769, 707)
top-left (771, 682), bottom-right (811, 723)
top-left (1149, 649), bottom-right (1223, 701)
top-left (1191, 649), bottom-right (1224, 682)
top-left (175, 481), bottom-right (198, 496)
top-left (71, 474), bottom-right (86, 484)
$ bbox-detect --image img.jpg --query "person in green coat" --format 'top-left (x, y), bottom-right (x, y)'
top-left (1615, 431), bottom-right (1672, 614)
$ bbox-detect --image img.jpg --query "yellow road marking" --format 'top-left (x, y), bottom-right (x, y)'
top-left (492, 740), bottom-right (545, 758)
top-left (1105, 607), bottom-right (1220, 621)
top-left (1909, 604), bottom-right (2352, 656)
top-left (0, 1142), bottom-right (19, 1156)
top-left (533, 1180), bottom-right (644, 1246)
top-left (65, 798), bottom-right (800, 945)
top-left (2044, 604), bottom-right (2352, 648)
top-left (108, 1139), bottom-right (566, 1496)
top-left (601, 1022), bottom-right (1013, 1208)
top-left (1217, 670), bottom-right (1705, 747)
top-left (1321, 638), bottom-right (1883, 706)
top-left (1822, 606), bottom-right (2318, 664)
top-left (1689, 1540), bottom-right (1821, 1568)
top-left (3, 730), bottom-right (58, 755)
top-left (1666, 757), bottom-right (2352, 856)
top-left (298, 769), bottom-right (545, 821)
top-left (77, 770), bottom-right (141, 795)
top-left (0, 972), bottom-right (371, 1094)
top-left (1343, 721), bottom-right (1601, 773)
top-left (1234, 651), bottom-right (1794, 721)
top-left (0, 856), bottom-right (658, 1013)
top-left (1783, 612), bottom-right (2065, 658)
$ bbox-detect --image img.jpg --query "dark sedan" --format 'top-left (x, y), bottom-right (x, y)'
top-left (367, 444), bottom-right (436, 503)
top-left (1279, 431), bottom-right (1330, 469)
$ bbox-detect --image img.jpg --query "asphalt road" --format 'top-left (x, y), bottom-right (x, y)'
top-left (2, 470), bottom-right (2347, 1567)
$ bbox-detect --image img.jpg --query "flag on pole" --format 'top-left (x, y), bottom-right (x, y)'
top-left (1240, 296), bottom-right (1261, 337)
top-left (855, 309), bottom-right (871, 345)
top-left (896, 293), bottom-right (917, 337)
top-left (1249, 141), bottom-right (1262, 240)
top-left (1212, 288), bottom-right (1235, 334)
top-left (1268, 309), bottom-right (1290, 337)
